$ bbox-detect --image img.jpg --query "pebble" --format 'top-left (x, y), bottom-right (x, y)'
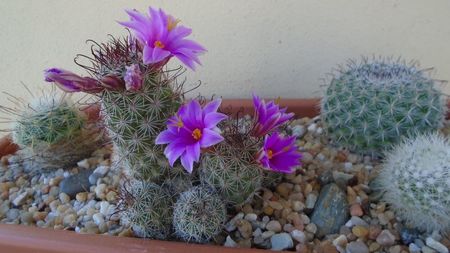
top-left (333, 234), bottom-right (348, 248)
top-left (236, 219), bottom-right (253, 239)
top-left (225, 212), bottom-right (244, 232)
top-left (292, 125), bottom-right (306, 137)
top-left (349, 204), bottom-right (363, 217)
top-left (291, 229), bottom-right (306, 244)
top-left (346, 216), bottom-right (369, 228)
top-left (423, 246), bottom-right (438, 253)
top-left (244, 213), bottom-right (257, 222)
top-left (76, 192), bottom-right (88, 202)
top-left (224, 236), bottom-right (237, 247)
top-left (12, 192), bottom-right (28, 206)
top-left (93, 166), bottom-right (109, 177)
top-left (352, 225), bottom-right (369, 238)
top-left (6, 208), bottom-right (20, 221)
top-left (376, 230), bottom-right (396, 247)
top-left (59, 192), bottom-right (70, 204)
top-left (60, 170), bottom-right (92, 198)
top-left (311, 183), bottom-right (349, 238)
top-left (92, 213), bottom-right (104, 226)
top-left (266, 220), bottom-right (282, 233)
top-left (271, 233), bottom-right (293, 251)
top-left (305, 193), bottom-right (318, 209)
top-left (408, 243), bottom-right (421, 253)
top-left (305, 223), bottom-right (317, 234)
top-left (426, 237), bottom-right (449, 253)
top-left (346, 241), bottom-right (369, 253)
top-left (95, 184), bottom-right (107, 199)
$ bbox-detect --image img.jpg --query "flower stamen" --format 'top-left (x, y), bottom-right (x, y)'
top-left (167, 17), bottom-right (181, 31)
top-left (154, 40), bottom-right (165, 48)
top-left (192, 128), bottom-right (202, 140)
top-left (267, 149), bottom-right (273, 159)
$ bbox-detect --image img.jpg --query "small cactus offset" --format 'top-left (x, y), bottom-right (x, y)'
top-left (173, 186), bottom-right (227, 243)
top-left (321, 58), bottom-right (446, 156)
top-left (11, 93), bottom-right (101, 170)
top-left (120, 180), bottom-right (173, 239)
top-left (377, 133), bottom-right (450, 233)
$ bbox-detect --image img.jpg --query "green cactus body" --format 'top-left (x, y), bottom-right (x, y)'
top-left (101, 72), bottom-right (181, 181)
top-left (321, 59), bottom-right (446, 156)
top-left (173, 186), bottom-right (226, 243)
top-left (121, 180), bottom-right (173, 239)
top-left (12, 95), bottom-right (101, 170)
top-left (200, 140), bottom-right (263, 206)
top-left (377, 133), bottom-right (450, 233)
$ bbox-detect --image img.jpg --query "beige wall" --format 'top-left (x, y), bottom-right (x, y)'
top-left (0, 0), bottom-right (449, 105)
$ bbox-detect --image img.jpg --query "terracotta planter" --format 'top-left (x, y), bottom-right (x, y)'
top-left (0, 98), bottom-right (449, 253)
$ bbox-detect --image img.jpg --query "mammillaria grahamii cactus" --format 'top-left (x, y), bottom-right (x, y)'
top-left (377, 133), bottom-right (450, 233)
top-left (173, 186), bottom-right (226, 243)
top-left (321, 58), bottom-right (446, 156)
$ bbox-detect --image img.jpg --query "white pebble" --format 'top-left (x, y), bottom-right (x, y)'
top-left (224, 235), bottom-right (237, 247)
top-left (12, 192), bottom-right (28, 206)
top-left (307, 123), bottom-right (317, 133)
top-left (426, 237), bottom-right (449, 253)
top-left (244, 213), bottom-right (257, 222)
top-left (99, 201), bottom-right (110, 216)
top-left (344, 162), bottom-right (353, 171)
top-left (92, 213), bottom-right (104, 226)
top-left (93, 166), bottom-right (109, 177)
top-left (290, 229), bottom-right (306, 243)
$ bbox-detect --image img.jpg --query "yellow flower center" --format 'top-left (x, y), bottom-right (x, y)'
top-left (267, 149), bottom-right (274, 159)
top-left (167, 17), bottom-right (181, 31)
top-left (154, 40), bottom-right (165, 48)
top-left (176, 119), bottom-right (183, 128)
top-left (192, 128), bottom-right (202, 140)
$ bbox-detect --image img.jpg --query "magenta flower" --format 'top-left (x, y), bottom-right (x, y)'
top-left (44, 68), bottom-right (103, 93)
top-left (252, 94), bottom-right (294, 137)
top-left (124, 64), bottom-right (143, 91)
top-left (156, 99), bottom-right (227, 173)
top-left (119, 7), bottom-right (206, 70)
top-left (257, 132), bottom-right (302, 174)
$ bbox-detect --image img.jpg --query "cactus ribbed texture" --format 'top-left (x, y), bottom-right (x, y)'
top-left (12, 94), bottom-right (101, 170)
top-left (121, 180), bottom-right (173, 239)
top-left (378, 133), bottom-right (450, 233)
top-left (102, 71), bottom-right (181, 181)
top-left (200, 140), bottom-right (263, 206)
top-left (173, 186), bottom-right (226, 243)
top-left (321, 59), bottom-right (446, 156)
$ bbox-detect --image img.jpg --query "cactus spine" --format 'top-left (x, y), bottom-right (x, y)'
top-left (321, 58), bottom-right (446, 156)
top-left (12, 93), bottom-right (101, 170)
top-left (377, 133), bottom-right (450, 233)
top-left (173, 186), bottom-right (226, 243)
top-left (121, 180), bottom-right (173, 239)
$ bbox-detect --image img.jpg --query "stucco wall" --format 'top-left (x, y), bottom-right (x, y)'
top-left (0, 0), bottom-right (449, 109)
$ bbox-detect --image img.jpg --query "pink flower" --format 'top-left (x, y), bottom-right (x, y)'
top-left (252, 94), bottom-right (294, 137)
top-left (44, 68), bottom-right (103, 93)
top-left (124, 64), bottom-right (143, 91)
top-left (257, 132), bottom-right (302, 173)
top-left (155, 99), bottom-right (227, 173)
top-left (119, 7), bottom-right (206, 70)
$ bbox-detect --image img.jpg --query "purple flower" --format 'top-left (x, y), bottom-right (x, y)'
top-left (252, 94), bottom-right (294, 137)
top-left (124, 64), bottom-right (143, 91)
top-left (119, 7), bottom-right (206, 70)
top-left (156, 99), bottom-right (227, 173)
top-left (44, 68), bottom-right (103, 93)
top-left (257, 132), bottom-right (302, 174)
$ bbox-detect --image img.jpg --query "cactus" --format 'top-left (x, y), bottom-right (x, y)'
top-left (120, 180), bottom-right (173, 239)
top-left (377, 133), bottom-right (450, 233)
top-left (199, 142), bottom-right (263, 206)
top-left (173, 186), bottom-right (226, 243)
top-left (161, 165), bottom-right (195, 197)
top-left (11, 93), bottom-right (101, 170)
top-left (321, 58), bottom-right (446, 156)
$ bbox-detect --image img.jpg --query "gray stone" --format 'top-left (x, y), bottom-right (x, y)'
top-left (271, 232), bottom-right (293, 251)
top-left (6, 208), bottom-right (20, 221)
top-left (224, 235), bottom-right (237, 247)
top-left (305, 193), bottom-right (318, 209)
top-left (60, 170), bottom-right (93, 198)
top-left (333, 171), bottom-right (356, 189)
top-left (346, 241), bottom-right (369, 253)
top-left (376, 230), bottom-right (396, 247)
top-left (88, 173), bottom-right (101, 185)
top-left (310, 183), bottom-right (349, 238)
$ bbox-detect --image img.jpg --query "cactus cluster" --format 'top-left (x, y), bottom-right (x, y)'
top-left (321, 59), bottom-right (446, 156)
top-left (173, 186), bottom-right (226, 243)
top-left (121, 180), bottom-right (173, 239)
top-left (11, 93), bottom-right (101, 170)
top-left (377, 133), bottom-right (450, 233)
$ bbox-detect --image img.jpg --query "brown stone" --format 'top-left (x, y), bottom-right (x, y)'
top-left (350, 203), bottom-right (364, 216)
top-left (352, 225), bottom-right (369, 238)
top-left (368, 224), bottom-right (382, 240)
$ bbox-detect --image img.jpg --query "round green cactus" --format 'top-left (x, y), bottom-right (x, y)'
top-left (121, 180), bottom-right (173, 239)
top-left (377, 133), bottom-right (450, 233)
top-left (173, 186), bottom-right (226, 243)
top-left (12, 94), bottom-right (101, 170)
top-left (321, 59), bottom-right (446, 156)
top-left (199, 141), bottom-right (263, 206)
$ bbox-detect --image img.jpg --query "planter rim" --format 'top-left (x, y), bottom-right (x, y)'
top-left (0, 97), bottom-right (449, 253)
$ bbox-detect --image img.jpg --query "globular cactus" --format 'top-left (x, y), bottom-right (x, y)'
top-left (11, 93), bottom-right (101, 170)
top-left (173, 186), bottom-right (226, 243)
top-left (120, 180), bottom-right (173, 239)
top-left (377, 133), bottom-right (450, 233)
top-left (161, 165), bottom-right (195, 197)
top-left (200, 140), bottom-right (263, 206)
top-left (321, 58), bottom-right (446, 156)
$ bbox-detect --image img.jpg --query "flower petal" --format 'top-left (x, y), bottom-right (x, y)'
top-left (203, 99), bottom-right (222, 114)
top-left (164, 142), bottom-right (186, 166)
top-left (155, 129), bottom-right (176, 144)
top-left (199, 128), bottom-right (224, 148)
top-left (180, 150), bottom-right (195, 173)
top-left (204, 112), bottom-right (228, 128)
